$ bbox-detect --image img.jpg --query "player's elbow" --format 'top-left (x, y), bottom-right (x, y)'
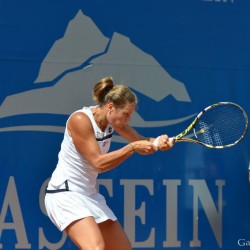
top-left (91, 158), bottom-right (108, 173)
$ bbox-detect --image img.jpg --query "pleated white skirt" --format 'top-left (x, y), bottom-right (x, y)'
top-left (45, 191), bottom-right (117, 231)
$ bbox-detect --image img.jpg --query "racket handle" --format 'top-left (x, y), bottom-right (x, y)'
top-left (169, 137), bottom-right (174, 143)
top-left (153, 136), bottom-right (174, 147)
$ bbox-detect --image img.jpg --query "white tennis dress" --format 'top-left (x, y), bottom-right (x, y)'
top-left (45, 106), bottom-right (117, 231)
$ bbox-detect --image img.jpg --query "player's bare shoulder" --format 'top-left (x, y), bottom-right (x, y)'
top-left (68, 111), bottom-right (92, 136)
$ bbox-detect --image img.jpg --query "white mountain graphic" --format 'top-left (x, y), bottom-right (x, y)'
top-left (0, 10), bottom-right (193, 134)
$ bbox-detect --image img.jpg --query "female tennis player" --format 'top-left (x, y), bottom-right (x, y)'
top-left (45, 76), bottom-right (173, 249)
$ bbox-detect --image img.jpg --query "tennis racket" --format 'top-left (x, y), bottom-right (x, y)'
top-left (154, 102), bottom-right (248, 149)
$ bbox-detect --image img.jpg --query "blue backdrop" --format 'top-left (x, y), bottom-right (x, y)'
top-left (0, 0), bottom-right (250, 249)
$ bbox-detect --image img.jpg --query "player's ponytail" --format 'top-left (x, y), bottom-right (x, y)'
top-left (93, 76), bottom-right (137, 108)
top-left (92, 76), bottom-right (114, 104)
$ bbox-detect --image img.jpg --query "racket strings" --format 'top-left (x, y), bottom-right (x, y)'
top-left (195, 104), bottom-right (247, 147)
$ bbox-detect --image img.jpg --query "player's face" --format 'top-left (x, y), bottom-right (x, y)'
top-left (107, 102), bottom-right (136, 130)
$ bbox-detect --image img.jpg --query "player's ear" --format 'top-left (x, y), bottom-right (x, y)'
top-left (107, 102), bottom-right (114, 113)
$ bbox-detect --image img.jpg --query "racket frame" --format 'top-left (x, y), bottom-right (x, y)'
top-left (172, 102), bottom-right (248, 149)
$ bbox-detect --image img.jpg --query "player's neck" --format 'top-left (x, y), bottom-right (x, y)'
top-left (92, 106), bottom-right (108, 131)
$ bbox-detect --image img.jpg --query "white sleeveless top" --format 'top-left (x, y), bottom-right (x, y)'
top-left (47, 106), bottom-right (114, 196)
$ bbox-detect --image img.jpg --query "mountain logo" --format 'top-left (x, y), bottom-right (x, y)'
top-left (0, 10), bottom-right (195, 142)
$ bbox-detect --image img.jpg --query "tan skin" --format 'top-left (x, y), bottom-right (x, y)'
top-left (65, 101), bottom-right (173, 250)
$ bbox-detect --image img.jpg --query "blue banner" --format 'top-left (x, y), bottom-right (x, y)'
top-left (0, 0), bottom-right (250, 249)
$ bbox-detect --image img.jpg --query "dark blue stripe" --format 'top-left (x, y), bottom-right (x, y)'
top-left (96, 133), bottom-right (113, 141)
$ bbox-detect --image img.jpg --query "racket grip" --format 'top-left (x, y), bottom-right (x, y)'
top-left (169, 137), bottom-right (174, 143)
top-left (153, 136), bottom-right (174, 147)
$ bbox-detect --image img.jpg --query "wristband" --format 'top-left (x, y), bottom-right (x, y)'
top-left (153, 136), bottom-right (160, 147)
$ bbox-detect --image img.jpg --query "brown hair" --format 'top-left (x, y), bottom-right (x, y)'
top-left (92, 76), bottom-right (137, 108)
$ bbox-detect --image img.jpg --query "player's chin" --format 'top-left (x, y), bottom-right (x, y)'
top-left (113, 123), bottom-right (127, 130)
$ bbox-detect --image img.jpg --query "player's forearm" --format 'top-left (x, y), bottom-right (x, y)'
top-left (92, 144), bottom-right (135, 173)
top-left (117, 126), bottom-right (156, 143)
